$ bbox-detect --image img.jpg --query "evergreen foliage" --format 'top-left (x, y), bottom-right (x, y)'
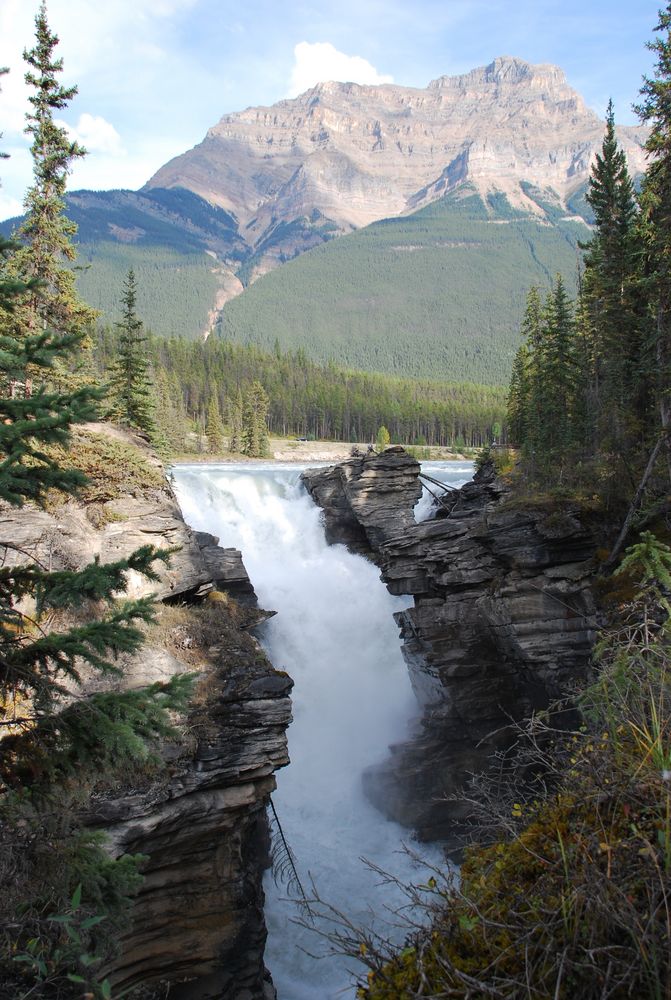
top-left (227, 386), bottom-right (244, 453)
top-left (74, 241), bottom-right (222, 340)
top-left (241, 379), bottom-right (270, 457)
top-left (581, 100), bottom-right (644, 455)
top-left (107, 268), bottom-right (155, 434)
top-left (205, 388), bottom-right (225, 454)
top-left (506, 279), bottom-right (583, 477)
top-left (10, 2), bottom-right (97, 382)
top-left (636, 1), bottom-right (671, 481)
top-left (94, 330), bottom-right (507, 452)
top-left (506, 97), bottom-right (663, 500)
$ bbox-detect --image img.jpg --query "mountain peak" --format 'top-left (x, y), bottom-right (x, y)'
top-left (146, 57), bottom-right (647, 261)
top-left (429, 56), bottom-right (568, 91)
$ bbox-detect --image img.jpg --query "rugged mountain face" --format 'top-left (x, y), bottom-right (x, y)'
top-left (302, 449), bottom-right (598, 843)
top-left (147, 56), bottom-right (646, 260)
top-left (2, 424), bottom-right (292, 1000)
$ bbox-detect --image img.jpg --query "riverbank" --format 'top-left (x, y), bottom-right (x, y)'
top-left (171, 438), bottom-right (473, 465)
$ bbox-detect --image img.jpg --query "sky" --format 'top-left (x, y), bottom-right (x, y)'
top-left (0, 0), bottom-right (664, 221)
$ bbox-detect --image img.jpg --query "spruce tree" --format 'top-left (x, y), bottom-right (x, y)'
top-left (635, 2), bottom-right (671, 482)
top-left (539, 276), bottom-right (577, 461)
top-left (153, 368), bottom-right (190, 457)
top-left (513, 287), bottom-right (544, 460)
top-left (506, 343), bottom-right (530, 447)
top-left (241, 380), bottom-right (270, 457)
top-left (11, 2), bottom-right (96, 387)
top-left (228, 387), bottom-right (244, 453)
top-left (206, 389), bottom-right (225, 454)
top-left (581, 100), bottom-right (642, 452)
top-left (108, 269), bottom-right (154, 434)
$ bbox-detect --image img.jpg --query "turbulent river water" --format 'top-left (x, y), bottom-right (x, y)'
top-left (171, 460), bottom-right (472, 1000)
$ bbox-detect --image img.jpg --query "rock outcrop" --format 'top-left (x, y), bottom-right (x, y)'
top-left (195, 530), bottom-right (257, 603)
top-left (302, 446), bottom-right (422, 557)
top-left (302, 450), bottom-right (597, 842)
top-left (2, 424), bottom-right (292, 999)
top-left (92, 625), bottom-right (291, 1000)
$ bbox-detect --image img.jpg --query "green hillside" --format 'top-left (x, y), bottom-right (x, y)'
top-left (76, 241), bottom-right (221, 338)
top-left (215, 186), bottom-right (590, 385)
top-left (0, 187), bottom-right (245, 339)
top-left (1, 183), bottom-right (591, 369)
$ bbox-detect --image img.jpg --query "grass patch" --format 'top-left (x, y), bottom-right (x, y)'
top-left (43, 428), bottom-right (165, 507)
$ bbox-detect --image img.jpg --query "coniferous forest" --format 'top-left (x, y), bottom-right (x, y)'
top-left (93, 329), bottom-right (507, 451)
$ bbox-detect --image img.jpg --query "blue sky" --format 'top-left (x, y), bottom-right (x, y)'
top-left (0, 0), bottom-right (663, 220)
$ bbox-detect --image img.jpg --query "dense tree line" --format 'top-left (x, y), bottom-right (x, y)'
top-left (94, 331), bottom-right (507, 452)
top-left (507, 91), bottom-right (669, 505)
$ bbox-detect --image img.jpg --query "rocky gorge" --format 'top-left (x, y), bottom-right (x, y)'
top-left (302, 448), bottom-right (599, 843)
top-left (1, 424), bottom-right (292, 1000)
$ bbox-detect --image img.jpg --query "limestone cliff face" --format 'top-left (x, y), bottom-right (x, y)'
top-left (301, 446), bottom-right (423, 556)
top-left (146, 56), bottom-right (647, 254)
top-left (2, 425), bottom-right (291, 1000)
top-left (302, 450), bottom-right (597, 842)
top-left (92, 633), bottom-right (291, 1000)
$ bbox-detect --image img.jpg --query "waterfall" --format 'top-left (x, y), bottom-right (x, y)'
top-left (171, 461), bottom-right (471, 999)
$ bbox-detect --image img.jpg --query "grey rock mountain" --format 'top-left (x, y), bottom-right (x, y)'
top-left (147, 56), bottom-right (646, 274)
top-left (2, 56), bottom-right (647, 351)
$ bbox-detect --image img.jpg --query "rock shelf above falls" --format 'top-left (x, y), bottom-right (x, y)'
top-left (302, 448), bottom-right (598, 843)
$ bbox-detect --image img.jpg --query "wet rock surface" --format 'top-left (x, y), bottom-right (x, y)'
top-left (195, 531), bottom-right (257, 603)
top-left (304, 450), bottom-right (598, 842)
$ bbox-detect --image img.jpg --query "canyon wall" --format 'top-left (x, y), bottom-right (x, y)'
top-left (2, 425), bottom-right (291, 1000)
top-left (302, 448), bottom-right (597, 842)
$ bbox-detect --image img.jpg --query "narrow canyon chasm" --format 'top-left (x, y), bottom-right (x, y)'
top-left (6, 431), bottom-right (600, 1000)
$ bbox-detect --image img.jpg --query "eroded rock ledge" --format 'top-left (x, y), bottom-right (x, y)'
top-left (302, 448), bottom-right (597, 842)
top-left (3, 425), bottom-right (291, 1000)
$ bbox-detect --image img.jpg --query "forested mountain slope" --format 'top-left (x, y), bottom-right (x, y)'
top-left (215, 185), bottom-right (590, 384)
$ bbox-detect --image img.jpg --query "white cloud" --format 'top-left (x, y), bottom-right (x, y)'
top-left (65, 136), bottom-right (191, 194)
top-left (0, 192), bottom-right (23, 221)
top-left (289, 41), bottom-right (393, 97)
top-left (58, 114), bottom-right (124, 155)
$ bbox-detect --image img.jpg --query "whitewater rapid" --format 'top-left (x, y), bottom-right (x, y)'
top-left (171, 460), bottom-right (472, 999)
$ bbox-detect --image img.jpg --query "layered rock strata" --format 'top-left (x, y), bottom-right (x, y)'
top-left (302, 450), bottom-right (597, 842)
top-left (3, 424), bottom-right (291, 1000)
top-left (94, 634), bottom-right (291, 1000)
top-left (147, 56), bottom-right (647, 252)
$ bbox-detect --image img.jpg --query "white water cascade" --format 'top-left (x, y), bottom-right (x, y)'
top-left (171, 461), bottom-right (472, 1000)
